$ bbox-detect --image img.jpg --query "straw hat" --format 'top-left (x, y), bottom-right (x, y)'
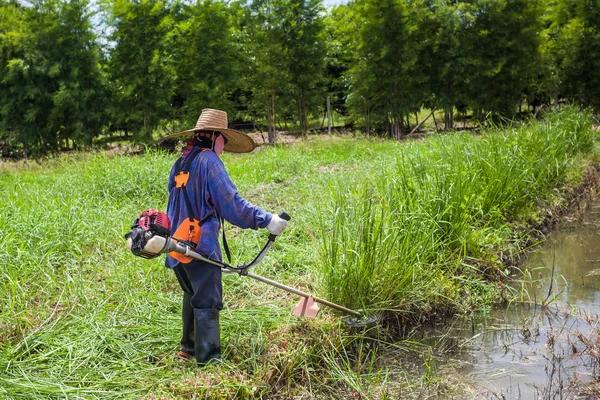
top-left (161, 108), bottom-right (255, 153)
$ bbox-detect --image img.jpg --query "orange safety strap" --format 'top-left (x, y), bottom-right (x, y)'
top-left (168, 147), bottom-right (232, 264)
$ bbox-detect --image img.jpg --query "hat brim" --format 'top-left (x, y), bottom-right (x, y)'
top-left (159, 126), bottom-right (256, 153)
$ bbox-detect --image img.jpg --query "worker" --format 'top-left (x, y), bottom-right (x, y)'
top-left (163, 108), bottom-right (288, 364)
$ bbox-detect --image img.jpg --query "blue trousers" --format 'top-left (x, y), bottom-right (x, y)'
top-left (172, 260), bottom-right (222, 354)
top-left (173, 260), bottom-right (223, 309)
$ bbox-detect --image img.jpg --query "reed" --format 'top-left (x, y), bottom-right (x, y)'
top-left (320, 107), bottom-right (596, 315)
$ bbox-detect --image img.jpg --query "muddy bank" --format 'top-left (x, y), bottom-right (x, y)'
top-left (392, 177), bottom-right (600, 399)
top-left (375, 164), bottom-right (600, 334)
top-left (500, 163), bottom-right (600, 271)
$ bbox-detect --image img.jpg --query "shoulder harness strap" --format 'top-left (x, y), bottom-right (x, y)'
top-left (221, 216), bottom-right (232, 263)
top-left (172, 147), bottom-right (232, 263)
top-left (174, 147), bottom-right (201, 219)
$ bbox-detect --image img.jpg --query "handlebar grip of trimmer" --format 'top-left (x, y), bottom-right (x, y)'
top-left (268, 211), bottom-right (291, 241)
top-left (279, 212), bottom-right (291, 221)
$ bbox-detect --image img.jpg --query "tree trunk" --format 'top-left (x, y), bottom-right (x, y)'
top-left (327, 95), bottom-right (332, 135)
top-left (432, 109), bottom-right (439, 131)
top-left (444, 107), bottom-right (453, 130)
top-left (389, 116), bottom-right (402, 140)
top-left (297, 96), bottom-right (302, 135)
top-left (365, 106), bottom-right (370, 135)
top-left (268, 90), bottom-right (276, 145)
top-left (475, 108), bottom-right (483, 122)
top-left (143, 113), bottom-right (149, 141)
top-left (298, 91), bottom-right (308, 136)
top-left (331, 108), bottom-right (335, 128)
top-left (302, 101), bottom-right (308, 135)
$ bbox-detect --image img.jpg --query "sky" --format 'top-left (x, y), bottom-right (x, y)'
top-left (86, 0), bottom-right (350, 48)
top-left (323, 0), bottom-right (349, 7)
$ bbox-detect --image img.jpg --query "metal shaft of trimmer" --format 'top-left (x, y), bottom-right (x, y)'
top-left (244, 271), bottom-right (361, 316)
top-left (164, 237), bottom-right (361, 317)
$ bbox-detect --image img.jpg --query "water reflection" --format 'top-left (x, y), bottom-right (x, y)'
top-left (414, 199), bottom-right (600, 398)
top-left (531, 204), bottom-right (600, 307)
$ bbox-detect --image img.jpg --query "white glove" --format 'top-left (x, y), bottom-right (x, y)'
top-left (267, 214), bottom-right (288, 235)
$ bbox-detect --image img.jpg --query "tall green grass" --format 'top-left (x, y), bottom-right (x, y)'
top-left (320, 107), bottom-right (596, 314)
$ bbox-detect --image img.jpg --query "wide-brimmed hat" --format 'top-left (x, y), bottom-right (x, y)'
top-left (160, 108), bottom-right (255, 153)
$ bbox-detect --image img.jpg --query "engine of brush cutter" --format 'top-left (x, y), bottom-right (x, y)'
top-left (125, 209), bottom-right (171, 259)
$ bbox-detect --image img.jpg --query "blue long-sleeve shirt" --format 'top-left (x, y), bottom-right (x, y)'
top-left (165, 149), bottom-right (272, 268)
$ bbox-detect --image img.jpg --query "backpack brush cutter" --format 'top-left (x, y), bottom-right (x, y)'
top-left (125, 209), bottom-right (379, 328)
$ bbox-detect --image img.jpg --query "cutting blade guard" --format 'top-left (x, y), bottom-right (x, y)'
top-left (292, 296), bottom-right (320, 318)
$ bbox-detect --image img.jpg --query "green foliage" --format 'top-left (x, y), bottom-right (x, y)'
top-left (464, 0), bottom-right (542, 117)
top-left (0, 0), bottom-right (105, 156)
top-left (323, 4), bottom-right (357, 117)
top-left (542, 0), bottom-right (600, 109)
top-left (348, 0), bottom-right (421, 135)
top-left (320, 107), bottom-right (595, 313)
top-left (246, 0), bottom-right (326, 137)
top-left (0, 1), bottom-right (28, 155)
top-left (245, 0), bottom-right (292, 137)
top-left (413, 0), bottom-right (472, 128)
top-left (169, 0), bottom-right (241, 123)
top-left (283, 0), bottom-right (326, 133)
top-left (106, 0), bottom-right (175, 141)
top-left (343, 0), bottom-right (543, 129)
top-left (3, 0), bottom-right (600, 152)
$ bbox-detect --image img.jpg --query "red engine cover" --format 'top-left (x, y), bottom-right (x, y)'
top-left (138, 209), bottom-right (171, 231)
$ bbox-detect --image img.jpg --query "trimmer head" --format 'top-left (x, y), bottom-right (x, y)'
top-left (343, 314), bottom-right (382, 329)
top-left (291, 297), bottom-right (381, 329)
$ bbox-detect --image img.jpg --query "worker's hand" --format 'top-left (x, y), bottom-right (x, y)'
top-left (267, 214), bottom-right (288, 236)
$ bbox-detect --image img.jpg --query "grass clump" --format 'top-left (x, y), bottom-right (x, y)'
top-left (320, 107), bottom-right (596, 315)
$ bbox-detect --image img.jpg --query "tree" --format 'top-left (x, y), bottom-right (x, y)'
top-left (323, 3), bottom-right (357, 124)
top-left (543, 0), bottom-right (600, 110)
top-left (0, 0), bottom-right (106, 155)
top-left (0, 1), bottom-right (29, 155)
top-left (414, 0), bottom-right (473, 129)
top-left (283, 0), bottom-right (326, 134)
top-left (45, 0), bottom-right (107, 147)
top-left (246, 0), bottom-right (326, 142)
top-left (169, 0), bottom-right (242, 125)
top-left (464, 0), bottom-right (542, 118)
top-left (244, 0), bottom-right (289, 143)
top-left (348, 0), bottom-right (422, 136)
top-left (107, 0), bottom-right (174, 141)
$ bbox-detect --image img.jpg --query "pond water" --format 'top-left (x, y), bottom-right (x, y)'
top-left (411, 198), bottom-right (600, 399)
